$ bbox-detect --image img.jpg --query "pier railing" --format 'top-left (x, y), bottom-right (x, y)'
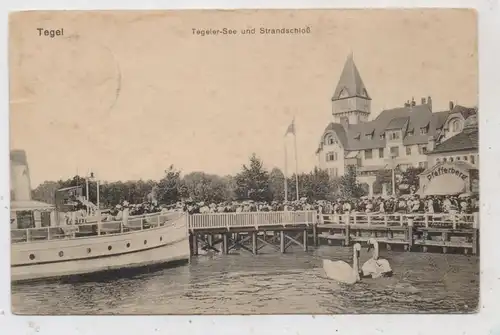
top-left (11, 211), bottom-right (184, 243)
top-left (319, 212), bottom-right (479, 230)
top-left (188, 211), bottom-right (317, 230)
top-left (11, 210), bottom-right (479, 243)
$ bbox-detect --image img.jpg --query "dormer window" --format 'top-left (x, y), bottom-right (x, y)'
top-left (420, 123), bottom-right (429, 135)
top-left (380, 133), bottom-right (386, 140)
top-left (388, 131), bottom-right (401, 141)
top-left (364, 130), bottom-right (373, 140)
top-left (354, 133), bottom-right (361, 140)
top-left (451, 119), bottom-right (462, 132)
top-left (339, 88), bottom-right (349, 99)
top-left (325, 134), bottom-right (337, 145)
top-left (407, 128), bottom-right (414, 136)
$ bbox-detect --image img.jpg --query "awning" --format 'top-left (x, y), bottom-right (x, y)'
top-left (422, 174), bottom-right (466, 196)
top-left (11, 200), bottom-right (55, 212)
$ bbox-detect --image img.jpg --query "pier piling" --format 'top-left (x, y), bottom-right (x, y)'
top-left (222, 233), bottom-right (228, 254)
top-left (303, 229), bottom-right (308, 251)
top-left (280, 231), bottom-right (285, 253)
top-left (252, 232), bottom-right (257, 254)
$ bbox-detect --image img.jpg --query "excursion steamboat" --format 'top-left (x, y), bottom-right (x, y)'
top-left (10, 150), bottom-right (191, 283)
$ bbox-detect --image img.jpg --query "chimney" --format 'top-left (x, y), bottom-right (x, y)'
top-left (10, 150), bottom-right (33, 201)
top-left (427, 136), bottom-right (436, 153)
top-left (411, 97), bottom-right (416, 107)
top-left (421, 97), bottom-right (426, 105)
top-left (427, 96), bottom-right (432, 111)
top-left (449, 101), bottom-right (454, 110)
top-left (340, 116), bottom-right (349, 130)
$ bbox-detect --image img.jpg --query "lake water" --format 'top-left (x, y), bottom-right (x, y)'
top-left (11, 246), bottom-right (479, 314)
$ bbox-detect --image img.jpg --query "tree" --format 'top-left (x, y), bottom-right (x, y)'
top-left (181, 172), bottom-right (228, 203)
top-left (400, 167), bottom-right (425, 194)
top-left (338, 166), bottom-right (365, 199)
top-left (269, 168), bottom-right (285, 201)
top-left (32, 181), bottom-right (61, 204)
top-left (234, 154), bottom-right (271, 201)
top-left (157, 165), bottom-right (182, 204)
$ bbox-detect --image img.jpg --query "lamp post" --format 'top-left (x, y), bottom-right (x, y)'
top-left (389, 153), bottom-right (398, 196)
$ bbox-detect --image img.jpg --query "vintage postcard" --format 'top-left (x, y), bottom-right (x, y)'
top-left (9, 9), bottom-right (478, 315)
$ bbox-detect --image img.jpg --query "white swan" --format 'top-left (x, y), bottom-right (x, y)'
top-left (362, 238), bottom-right (393, 278)
top-left (322, 243), bottom-right (362, 285)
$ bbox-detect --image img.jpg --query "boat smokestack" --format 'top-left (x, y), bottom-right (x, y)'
top-left (10, 149), bottom-right (32, 201)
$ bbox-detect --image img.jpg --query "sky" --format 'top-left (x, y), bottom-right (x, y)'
top-left (9, 9), bottom-right (478, 187)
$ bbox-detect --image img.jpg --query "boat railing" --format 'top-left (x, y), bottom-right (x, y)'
top-left (318, 212), bottom-right (479, 230)
top-left (11, 211), bottom-right (185, 243)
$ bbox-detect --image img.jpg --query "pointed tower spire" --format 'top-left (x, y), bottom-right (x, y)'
top-left (332, 53), bottom-right (371, 101)
top-left (330, 53), bottom-right (372, 124)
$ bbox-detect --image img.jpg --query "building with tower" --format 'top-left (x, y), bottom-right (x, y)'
top-left (316, 54), bottom-right (478, 196)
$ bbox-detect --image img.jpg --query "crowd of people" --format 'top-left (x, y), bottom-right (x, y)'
top-left (65, 193), bottom-right (479, 224)
top-left (174, 194), bottom-right (478, 216)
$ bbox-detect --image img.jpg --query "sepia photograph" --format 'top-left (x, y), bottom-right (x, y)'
top-left (9, 9), bottom-right (479, 315)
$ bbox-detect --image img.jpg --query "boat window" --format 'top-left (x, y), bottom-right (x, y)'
top-left (41, 212), bottom-right (51, 227)
top-left (16, 211), bottom-right (35, 229)
top-left (160, 236), bottom-right (163, 242)
top-left (126, 243), bottom-right (130, 248)
top-left (108, 245), bottom-right (112, 251)
top-left (144, 240), bottom-right (147, 245)
top-left (87, 248), bottom-right (92, 253)
top-left (58, 251), bottom-right (64, 257)
top-left (29, 254), bottom-right (35, 260)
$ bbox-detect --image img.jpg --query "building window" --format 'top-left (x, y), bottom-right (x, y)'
top-left (464, 156), bottom-right (468, 161)
top-left (456, 156), bottom-right (461, 161)
top-left (450, 157), bottom-right (454, 162)
top-left (364, 149), bottom-right (373, 160)
top-left (470, 155), bottom-right (475, 164)
top-left (406, 146), bottom-right (412, 156)
top-left (325, 135), bottom-right (336, 145)
top-left (379, 148), bottom-right (384, 158)
top-left (443, 158), bottom-right (447, 162)
top-left (418, 162), bottom-right (428, 169)
top-left (418, 145), bottom-right (428, 155)
top-left (326, 152), bottom-right (338, 162)
top-left (390, 146), bottom-right (399, 157)
top-left (451, 119), bottom-right (462, 132)
top-left (388, 131), bottom-right (400, 141)
top-left (339, 88), bottom-right (348, 99)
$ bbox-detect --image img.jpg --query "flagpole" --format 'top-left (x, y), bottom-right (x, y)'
top-left (284, 141), bottom-right (288, 202)
top-left (293, 123), bottom-right (299, 201)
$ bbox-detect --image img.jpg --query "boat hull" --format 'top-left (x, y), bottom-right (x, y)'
top-left (11, 215), bottom-right (190, 283)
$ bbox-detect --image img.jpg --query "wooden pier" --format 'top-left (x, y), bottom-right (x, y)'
top-left (188, 211), bottom-right (314, 255)
top-left (187, 211), bottom-right (479, 256)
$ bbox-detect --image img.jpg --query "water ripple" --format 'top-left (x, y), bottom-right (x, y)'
top-left (11, 246), bottom-right (479, 314)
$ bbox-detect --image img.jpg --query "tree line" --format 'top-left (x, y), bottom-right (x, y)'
top-left (31, 154), bottom-right (424, 208)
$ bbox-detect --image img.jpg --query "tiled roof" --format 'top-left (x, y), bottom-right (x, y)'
top-left (332, 54), bottom-right (371, 101)
top-left (386, 116), bottom-right (409, 130)
top-left (429, 126), bottom-right (478, 154)
top-left (318, 105), bottom-right (460, 152)
top-left (450, 105), bottom-right (477, 120)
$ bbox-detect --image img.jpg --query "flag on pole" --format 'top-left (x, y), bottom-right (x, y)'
top-left (284, 119), bottom-right (295, 136)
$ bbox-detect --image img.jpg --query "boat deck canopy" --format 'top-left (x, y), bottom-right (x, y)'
top-left (11, 200), bottom-right (55, 212)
